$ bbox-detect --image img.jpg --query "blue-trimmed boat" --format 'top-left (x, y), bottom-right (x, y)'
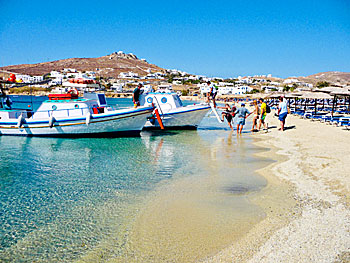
top-left (140, 91), bottom-right (210, 129)
top-left (0, 92), bottom-right (154, 137)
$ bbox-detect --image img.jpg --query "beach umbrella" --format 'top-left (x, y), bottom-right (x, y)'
top-left (330, 89), bottom-right (350, 114)
top-left (314, 86), bottom-right (345, 94)
top-left (300, 92), bottom-right (332, 114)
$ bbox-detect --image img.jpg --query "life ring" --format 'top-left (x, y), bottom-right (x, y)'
top-left (67, 87), bottom-right (78, 95)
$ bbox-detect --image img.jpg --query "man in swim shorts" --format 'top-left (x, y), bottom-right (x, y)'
top-left (235, 103), bottom-right (252, 134)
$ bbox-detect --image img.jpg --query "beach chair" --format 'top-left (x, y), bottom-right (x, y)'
top-left (303, 111), bottom-right (315, 119)
top-left (338, 117), bottom-right (350, 127)
top-left (321, 114), bottom-right (333, 124)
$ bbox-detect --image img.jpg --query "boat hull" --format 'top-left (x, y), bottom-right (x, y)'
top-left (0, 107), bottom-right (153, 137)
top-left (144, 106), bottom-right (210, 130)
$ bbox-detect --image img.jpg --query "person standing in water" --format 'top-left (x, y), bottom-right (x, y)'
top-left (235, 103), bottom-right (252, 134)
top-left (132, 84), bottom-right (142, 108)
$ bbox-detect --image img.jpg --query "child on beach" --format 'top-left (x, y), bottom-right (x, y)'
top-left (217, 103), bottom-right (236, 131)
top-left (235, 103), bottom-right (252, 134)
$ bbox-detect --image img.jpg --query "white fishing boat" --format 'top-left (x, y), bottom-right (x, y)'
top-left (0, 90), bottom-right (154, 137)
top-left (139, 91), bottom-right (210, 129)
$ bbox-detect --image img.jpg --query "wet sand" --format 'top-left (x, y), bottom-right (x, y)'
top-left (76, 112), bottom-right (349, 263)
top-left (205, 113), bottom-right (350, 262)
top-left (102, 130), bottom-right (295, 262)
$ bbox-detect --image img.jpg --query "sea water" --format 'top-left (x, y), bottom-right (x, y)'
top-left (0, 97), bottom-right (270, 262)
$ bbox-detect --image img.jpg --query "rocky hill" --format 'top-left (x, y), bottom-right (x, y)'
top-left (300, 71), bottom-right (350, 86)
top-left (0, 52), bottom-right (165, 78)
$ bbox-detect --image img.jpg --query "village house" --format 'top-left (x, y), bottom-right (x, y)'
top-left (15, 74), bottom-right (44, 83)
top-left (119, 72), bottom-right (139, 79)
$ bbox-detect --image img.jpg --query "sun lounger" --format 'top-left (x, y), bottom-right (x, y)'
top-left (338, 117), bottom-right (350, 127)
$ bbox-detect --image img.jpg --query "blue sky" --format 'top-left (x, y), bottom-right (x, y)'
top-left (0, 0), bottom-right (349, 78)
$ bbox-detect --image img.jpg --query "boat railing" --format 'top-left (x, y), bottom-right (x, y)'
top-left (8, 106), bottom-right (91, 119)
top-left (153, 96), bottom-right (164, 119)
top-left (7, 103), bottom-right (140, 119)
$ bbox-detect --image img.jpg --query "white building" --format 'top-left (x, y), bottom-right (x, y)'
top-left (62, 81), bottom-right (101, 92)
top-left (217, 82), bottom-right (235, 95)
top-left (201, 82), bottom-right (252, 95)
top-left (199, 83), bottom-right (211, 94)
top-left (66, 72), bottom-right (81, 78)
top-left (111, 83), bottom-right (124, 92)
top-left (231, 86), bottom-right (252, 95)
top-left (16, 74), bottom-right (44, 83)
top-left (84, 71), bottom-right (96, 79)
top-left (157, 84), bottom-right (172, 93)
top-left (119, 72), bottom-right (139, 79)
top-left (50, 71), bottom-right (64, 85)
top-left (189, 75), bottom-right (200, 80)
top-left (63, 68), bottom-right (77, 73)
top-left (50, 71), bottom-right (63, 78)
top-left (262, 86), bottom-right (283, 92)
top-left (218, 86), bottom-right (232, 95)
top-left (142, 84), bottom-right (154, 93)
top-left (283, 78), bottom-right (299, 84)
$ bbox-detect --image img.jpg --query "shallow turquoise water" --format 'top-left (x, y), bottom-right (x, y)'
top-left (0, 97), bottom-right (269, 262)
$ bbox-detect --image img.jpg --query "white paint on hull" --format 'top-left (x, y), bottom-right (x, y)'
top-left (144, 106), bottom-right (210, 129)
top-left (0, 108), bottom-right (153, 136)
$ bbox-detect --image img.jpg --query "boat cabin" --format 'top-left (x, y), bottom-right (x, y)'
top-left (140, 92), bottom-right (183, 112)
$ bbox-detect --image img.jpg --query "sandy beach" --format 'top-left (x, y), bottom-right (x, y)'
top-left (205, 112), bottom-right (350, 262)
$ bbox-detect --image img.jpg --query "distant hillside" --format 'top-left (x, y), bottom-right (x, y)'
top-left (300, 71), bottom-right (350, 86)
top-left (0, 52), bottom-right (165, 78)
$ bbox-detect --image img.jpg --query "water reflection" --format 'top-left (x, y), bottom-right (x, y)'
top-left (0, 113), bottom-right (272, 262)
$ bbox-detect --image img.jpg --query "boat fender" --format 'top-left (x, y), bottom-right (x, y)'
top-left (86, 112), bottom-right (91, 126)
top-left (17, 114), bottom-right (24, 128)
top-left (49, 116), bottom-right (55, 128)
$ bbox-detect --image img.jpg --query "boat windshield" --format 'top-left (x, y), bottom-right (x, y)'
top-left (173, 95), bottom-right (183, 107)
